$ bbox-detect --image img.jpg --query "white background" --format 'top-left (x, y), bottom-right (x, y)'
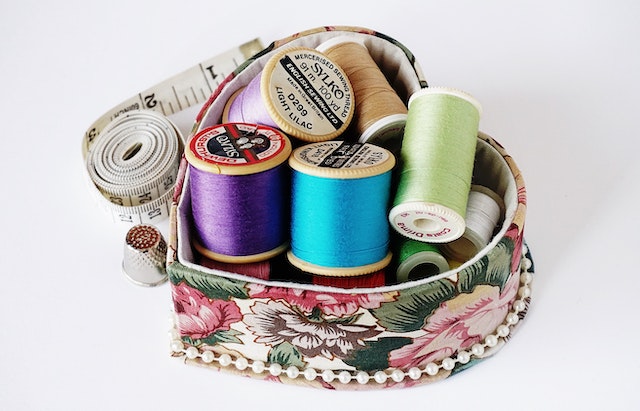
top-left (2, 1), bottom-right (639, 409)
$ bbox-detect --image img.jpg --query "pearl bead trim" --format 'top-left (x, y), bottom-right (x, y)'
top-left (169, 245), bottom-right (533, 385)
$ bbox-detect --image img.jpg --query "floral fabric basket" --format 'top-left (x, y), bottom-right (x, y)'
top-left (167, 26), bottom-right (533, 390)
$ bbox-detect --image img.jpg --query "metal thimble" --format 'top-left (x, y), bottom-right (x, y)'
top-left (122, 224), bottom-right (168, 287)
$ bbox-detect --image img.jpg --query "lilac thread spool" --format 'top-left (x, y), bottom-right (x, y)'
top-left (222, 47), bottom-right (355, 143)
top-left (185, 123), bottom-right (292, 263)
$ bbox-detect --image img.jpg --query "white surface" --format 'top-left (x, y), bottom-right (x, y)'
top-left (2, 1), bottom-right (639, 409)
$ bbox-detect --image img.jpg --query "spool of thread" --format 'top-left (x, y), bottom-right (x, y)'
top-left (312, 270), bottom-right (386, 289)
top-left (441, 185), bottom-right (505, 262)
top-left (316, 36), bottom-right (408, 152)
top-left (395, 239), bottom-right (450, 283)
top-left (223, 46), bottom-right (355, 142)
top-left (287, 141), bottom-right (396, 277)
top-left (388, 87), bottom-right (482, 243)
top-left (196, 253), bottom-right (271, 281)
top-left (196, 246), bottom-right (298, 282)
top-left (447, 259), bottom-right (463, 270)
top-left (185, 123), bottom-right (292, 263)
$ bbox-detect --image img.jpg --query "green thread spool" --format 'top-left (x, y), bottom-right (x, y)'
top-left (388, 87), bottom-right (482, 243)
top-left (396, 239), bottom-right (450, 282)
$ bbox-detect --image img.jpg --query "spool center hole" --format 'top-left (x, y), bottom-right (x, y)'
top-left (408, 263), bottom-right (440, 280)
top-left (123, 142), bottom-right (143, 161)
top-left (414, 218), bottom-right (439, 232)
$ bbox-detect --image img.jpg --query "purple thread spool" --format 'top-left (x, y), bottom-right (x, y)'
top-left (185, 123), bottom-right (292, 263)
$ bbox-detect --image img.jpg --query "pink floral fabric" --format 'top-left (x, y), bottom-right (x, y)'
top-left (172, 282), bottom-right (242, 339)
top-left (388, 268), bottom-right (520, 369)
top-left (247, 283), bottom-right (398, 317)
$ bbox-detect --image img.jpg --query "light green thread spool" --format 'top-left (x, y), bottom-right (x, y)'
top-left (389, 87), bottom-right (482, 243)
top-left (396, 239), bottom-right (450, 282)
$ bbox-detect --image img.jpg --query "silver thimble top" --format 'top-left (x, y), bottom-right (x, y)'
top-left (122, 224), bottom-right (168, 287)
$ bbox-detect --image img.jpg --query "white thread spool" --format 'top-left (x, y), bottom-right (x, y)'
top-left (441, 185), bottom-right (504, 262)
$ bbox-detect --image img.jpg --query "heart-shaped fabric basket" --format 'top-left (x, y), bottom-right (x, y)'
top-left (167, 25), bottom-right (533, 390)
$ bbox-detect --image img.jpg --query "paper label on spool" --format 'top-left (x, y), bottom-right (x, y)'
top-left (289, 141), bottom-right (395, 178)
top-left (186, 123), bottom-right (291, 175)
top-left (388, 202), bottom-right (466, 243)
top-left (261, 48), bottom-right (354, 141)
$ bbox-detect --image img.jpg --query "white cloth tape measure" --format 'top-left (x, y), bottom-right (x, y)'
top-left (82, 39), bottom-right (264, 225)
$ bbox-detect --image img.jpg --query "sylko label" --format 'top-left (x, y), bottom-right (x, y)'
top-left (264, 48), bottom-right (353, 137)
top-left (296, 141), bottom-right (389, 170)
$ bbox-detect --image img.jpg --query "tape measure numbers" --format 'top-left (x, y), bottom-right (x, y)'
top-left (83, 39), bottom-right (264, 225)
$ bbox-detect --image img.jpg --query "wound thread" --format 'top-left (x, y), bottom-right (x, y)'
top-left (185, 123), bottom-right (292, 263)
top-left (441, 185), bottom-right (504, 262)
top-left (317, 36), bottom-right (408, 151)
top-left (389, 87), bottom-right (482, 243)
top-left (287, 141), bottom-right (395, 277)
top-left (312, 270), bottom-right (387, 289)
top-left (395, 238), bottom-right (450, 283)
top-left (225, 79), bottom-right (278, 129)
top-left (196, 253), bottom-right (272, 281)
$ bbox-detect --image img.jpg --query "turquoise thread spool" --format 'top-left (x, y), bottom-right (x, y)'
top-left (389, 87), bottom-right (482, 243)
top-left (287, 141), bottom-right (395, 277)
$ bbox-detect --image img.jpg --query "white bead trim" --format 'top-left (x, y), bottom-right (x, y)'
top-left (169, 247), bottom-right (533, 385)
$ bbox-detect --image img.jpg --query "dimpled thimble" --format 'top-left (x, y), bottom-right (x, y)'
top-left (122, 224), bottom-right (168, 287)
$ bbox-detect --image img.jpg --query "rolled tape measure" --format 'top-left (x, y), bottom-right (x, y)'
top-left (82, 39), bottom-right (264, 224)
